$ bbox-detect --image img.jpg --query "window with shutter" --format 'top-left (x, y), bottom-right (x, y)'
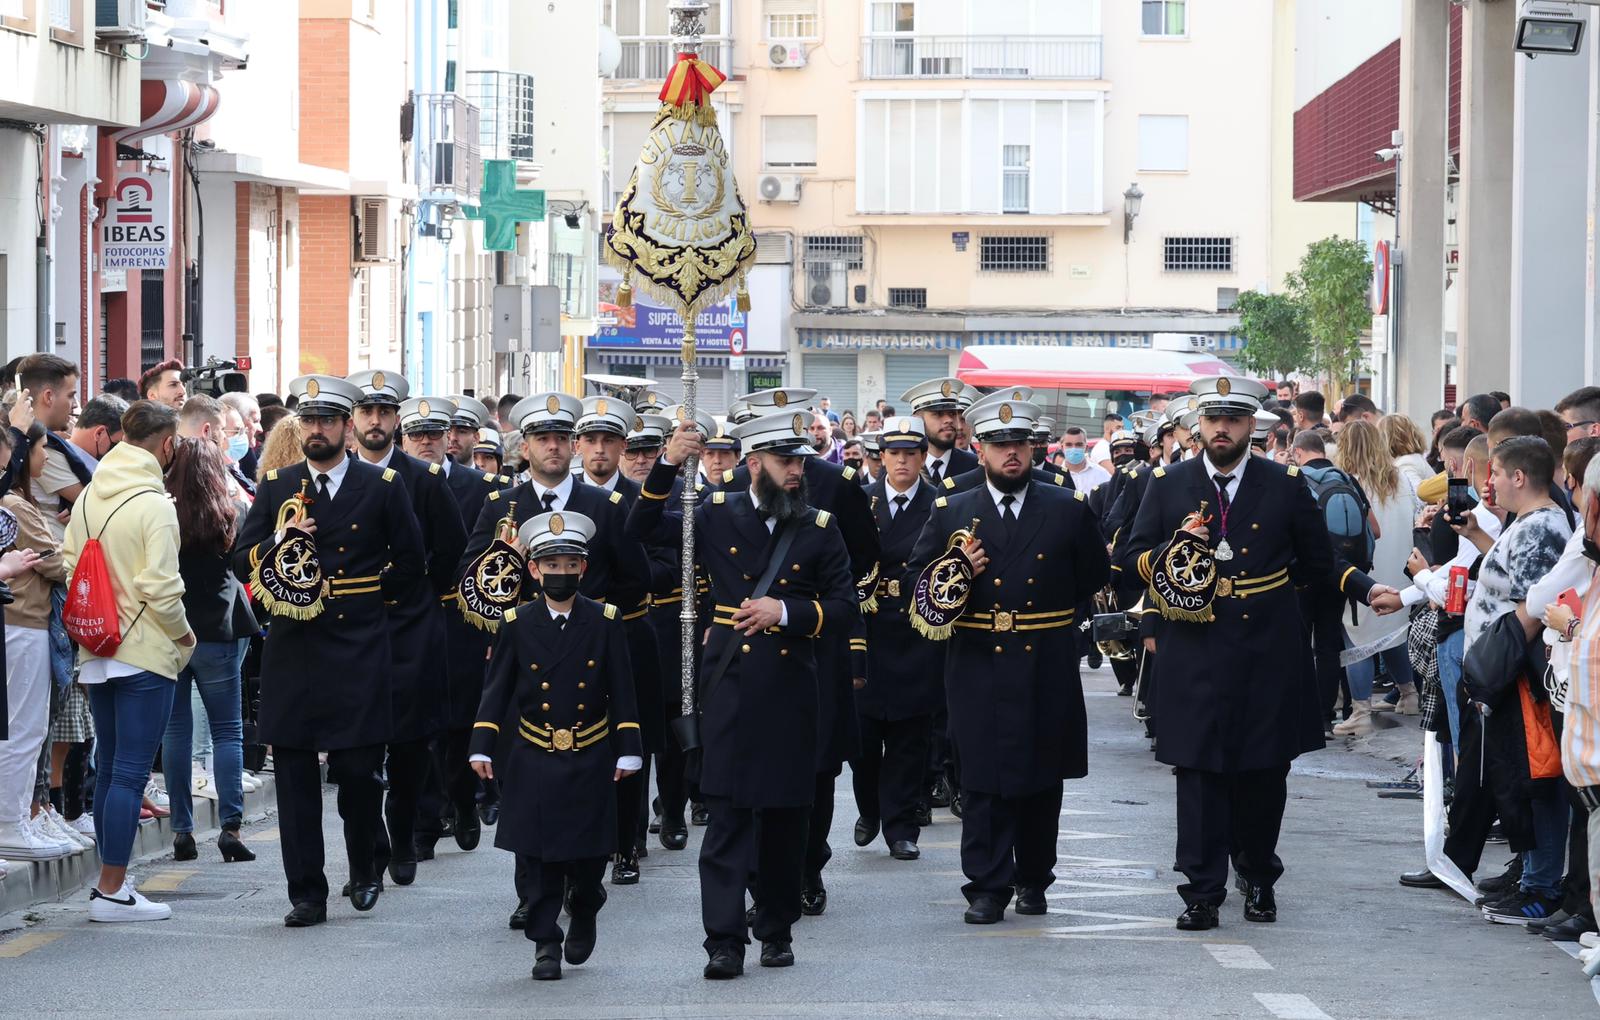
top-left (764, 0), bottom-right (817, 39)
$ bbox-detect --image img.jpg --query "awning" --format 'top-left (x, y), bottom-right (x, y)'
top-left (589, 351), bottom-right (786, 369)
top-left (114, 80), bottom-right (221, 147)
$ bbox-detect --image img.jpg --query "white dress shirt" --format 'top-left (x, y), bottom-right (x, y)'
top-left (308, 454), bottom-right (353, 500)
top-left (985, 480), bottom-right (1027, 516)
top-left (531, 473), bottom-right (575, 510)
top-left (358, 445), bottom-right (397, 471)
top-left (886, 478), bottom-right (920, 516)
top-left (927, 449), bottom-right (955, 480)
top-left (1200, 452), bottom-right (1248, 504)
top-left (581, 470), bottom-right (620, 492)
top-left (469, 606), bottom-right (643, 772)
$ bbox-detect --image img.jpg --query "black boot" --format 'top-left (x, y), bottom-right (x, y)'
top-left (531, 941), bottom-right (562, 980)
top-left (611, 851), bottom-right (640, 885)
top-left (659, 811), bottom-right (688, 851)
top-left (172, 832), bottom-right (197, 862)
top-left (218, 826), bottom-right (255, 863)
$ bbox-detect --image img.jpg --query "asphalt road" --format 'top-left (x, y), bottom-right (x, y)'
top-left (3, 665), bottom-right (1596, 1019)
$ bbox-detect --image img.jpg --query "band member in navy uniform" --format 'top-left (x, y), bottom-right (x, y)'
top-left (1119, 376), bottom-right (1391, 931)
top-left (904, 398), bottom-right (1110, 925)
top-left (853, 416), bottom-right (942, 860)
top-left (234, 375), bottom-right (426, 926)
top-left (346, 371), bottom-right (467, 887)
top-left (620, 411), bottom-right (669, 484)
top-left (901, 378), bottom-right (978, 486)
top-left (456, 392), bottom-right (648, 927)
top-left (469, 511), bottom-right (642, 981)
top-left (626, 412), bottom-right (856, 979)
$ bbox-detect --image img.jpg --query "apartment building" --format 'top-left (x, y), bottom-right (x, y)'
top-left (602, 0), bottom-right (1356, 414)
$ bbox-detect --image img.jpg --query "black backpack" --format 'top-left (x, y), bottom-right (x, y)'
top-left (1298, 464), bottom-right (1375, 573)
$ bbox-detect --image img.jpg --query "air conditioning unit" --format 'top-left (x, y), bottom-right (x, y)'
top-left (354, 198), bottom-right (395, 264)
top-left (758, 175), bottom-right (803, 203)
top-left (95, 0), bottom-right (147, 42)
top-left (767, 43), bottom-right (808, 69)
top-left (806, 262), bottom-right (847, 308)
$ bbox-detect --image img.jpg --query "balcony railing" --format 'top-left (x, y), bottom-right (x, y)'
top-left (416, 93), bottom-right (482, 204)
top-left (607, 36), bottom-right (733, 82)
top-left (466, 70), bottom-right (535, 163)
top-left (861, 35), bottom-right (1102, 80)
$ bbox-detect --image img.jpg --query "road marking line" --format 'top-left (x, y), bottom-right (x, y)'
top-left (1254, 993), bottom-right (1332, 1019)
top-left (1204, 943), bottom-right (1273, 969)
top-left (0, 932), bottom-right (65, 958)
top-left (1056, 830), bottom-right (1127, 841)
top-left (139, 869), bottom-right (197, 892)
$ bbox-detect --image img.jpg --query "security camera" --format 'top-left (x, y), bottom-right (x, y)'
top-left (1374, 147), bottom-right (1400, 163)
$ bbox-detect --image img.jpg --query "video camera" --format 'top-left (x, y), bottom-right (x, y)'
top-left (183, 357), bottom-right (251, 397)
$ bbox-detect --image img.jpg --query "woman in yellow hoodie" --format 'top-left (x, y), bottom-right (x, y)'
top-left (62, 401), bottom-right (195, 923)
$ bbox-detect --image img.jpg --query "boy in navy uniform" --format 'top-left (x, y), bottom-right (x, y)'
top-left (469, 510), bottom-right (642, 980)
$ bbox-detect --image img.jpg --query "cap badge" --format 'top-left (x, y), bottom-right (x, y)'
top-left (898, 417), bottom-right (912, 432)
top-left (940, 381), bottom-right (954, 398)
top-left (1011, 389), bottom-right (1024, 399)
top-left (792, 413), bottom-right (805, 435)
top-left (676, 407), bottom-right (689, 423)
top-left (417, 400), bottom-right (431, 417)
top-left (596, 398), bottom-right (608, 416)
top-left (634, 415), bottom-right (645, 431)
top-left (546, 395), bottom-right (561, 415)
top-left (1217, 378), bottom-right (1232, 396)
top-left (549, 513), bottom-right (565, 536)
top-left (306, 379), bottom-right (320, 398)
top-left (371, 371), bottom-right (386, 391)
top-left (999, 404), bottom-right (1014, 424)
top-left (774, 391), bottom-right (789, 408)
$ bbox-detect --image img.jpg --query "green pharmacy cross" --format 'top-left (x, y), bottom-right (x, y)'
top-left (462, 160), bottom-right (545, 252)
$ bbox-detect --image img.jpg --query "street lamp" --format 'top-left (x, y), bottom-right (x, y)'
top-left (1123, 182), bottom-right (1144, 244)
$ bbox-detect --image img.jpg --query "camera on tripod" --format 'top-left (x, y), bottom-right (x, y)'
top-left (183, 357), bottom-right (251, 397)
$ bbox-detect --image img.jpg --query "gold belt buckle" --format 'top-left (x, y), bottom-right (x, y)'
top-left (552, 728), bottom-right (574, 751)
top-left (1216, 577), bottom-right (1234, 598)
top-left (993, 611), bottom-right (1014, 633)
top-left (886, 579), bottom-right (901, 597)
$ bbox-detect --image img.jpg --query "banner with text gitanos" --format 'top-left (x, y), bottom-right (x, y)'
top-left (102, 172), bottom-right (171, 271)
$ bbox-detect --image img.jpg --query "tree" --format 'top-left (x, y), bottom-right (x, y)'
top-left (1287, 237), bottom-right (1372, 399)
top-left (1234, 290), bottom-right (1314, 381)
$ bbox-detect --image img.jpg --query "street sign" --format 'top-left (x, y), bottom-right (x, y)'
top-left (728, 325), bottom-right (746, 370)
top-left (103, 173), bottom-right (171, 270)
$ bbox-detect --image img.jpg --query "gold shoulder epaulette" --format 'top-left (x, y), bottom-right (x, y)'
top-left (1153, 466), bottom-right (1166, 478)
top-left (712, 491), bottom-right (726, 504)
top-left (842, 466), bottom-right (856, 480)
top-left (488, 489), bottom-right (501, 502)
top-left (722, 469), bottom-right (735, 484)
top-left (382, 468), bottom-right (397, 482)
top-left (1074, 489), bottom-right (1086, 501)
top-left (935, 496), bottom-right (948, 508)
top-left (266, 469), bottom-right (279, 482)
top-left (1287, 464), bottom-right (1301, 477)
top-left (499, 474), bottom-right (512, 484)
top-left (1055, 473), bottom-right (1068, 485)
top-left (484, 473), bottom-right (498, 483)
top-left (609, 490), bottom-right (623, 504)
top-left (428, 463), bottom-right (441, 475)
top-left (694, 481), bottom-right (705, 492)
top-left (504, 607), bottom-right (518, 623)
top-left (942, 476), bottom-right (956, 490)
top-left (815, 510), bottom-right (832, 527)
top-left (603, 603), bottom-right (618, 620)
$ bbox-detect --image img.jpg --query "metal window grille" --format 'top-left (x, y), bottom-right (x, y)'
top-left (978, 235), bottom-right (1050, 274)
top-left (802, 235), bottom-right (864, 270)
top-left (888, 287), bottom-right (927, 309)
top-left (1163, 237), bottom-right (1234, 273)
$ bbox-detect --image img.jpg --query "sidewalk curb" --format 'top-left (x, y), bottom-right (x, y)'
top-left (0, 775), bottom-right (277, 920)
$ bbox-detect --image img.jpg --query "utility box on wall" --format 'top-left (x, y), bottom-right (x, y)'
top-left (493, 284), bottom-right (561, 353)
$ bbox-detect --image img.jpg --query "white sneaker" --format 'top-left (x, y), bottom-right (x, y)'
top-left (88, 883), bottom-right (172, 922)
top-left (30, 813), bottom-right (85, 855)
top-left (191, 771), bottom-right (220, 801)
top-left (144, 780), bottom-right (170, 809)
top-left (0, 820), bottom-right (72, 860)
top-left (1583, 931), bottom-right (1600, 949)
top-left (43, 807), bottom-right (94, 850)
top-left (238, 771), bottom-right (259, 793)
top-left (67, 813), bottom-right (96, 839)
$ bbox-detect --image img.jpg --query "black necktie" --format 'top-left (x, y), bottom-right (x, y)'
top-left (316, 472), bottom-right (331, 503)
top-left (892, 494), bottom-right (908, 518)
top-left (1213, 474), bottom-right (1233, 515)
top-left (999, 494), bottom-right (1017, 539)
top-left (755, 505), bottom-right (773, 522)
top-left (930, 460), bottom-right (944, 485)
top-left (556, 615), bottom-right (566, 630)
top-left (542, 491), bottom-right (558, 512)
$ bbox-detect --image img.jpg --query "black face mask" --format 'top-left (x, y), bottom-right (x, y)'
top-left (1112, 451), bottom-right (1135, 467)
top-left (540, 572), bottom-right (581, 602)
top-left (844, 457), bottom-right (863, 473)
top-left (1031, 447), bottom-right (1047, 466)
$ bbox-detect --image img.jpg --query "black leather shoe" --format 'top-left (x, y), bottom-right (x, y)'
top-left (565, 908), bottom-right (598, 965)
top-left (649, 797), bottom-right (662, 834)
top-left (532, 942), bottom-right (562, 981)
top-left (1543, 913), bottom-right (1597, 941)
top-left (455, 811), bottom-right (481, 852)
top-left (1176, 902), bottom-right (1219, 931)
top-left (963, 897), bottom-right (1005, 924)
top-left (1243, 883), bottom-right (1276, 923)
top-left (800, 882), bottom-right (827, 916)
top-left (703, 947), bottom-right (744, 979)
top-left (284, 902), bottom-right (327, 928)
top-left (853, 816), bottom-right (880, 847)
top-left (928, 778), bottom-right (952, 809)
top-left (388, 857), bottom-right (417, 886)
top-left (478, 801), bottom-right (500, 827)
top-left (509, 898), bottom-right (529, 930)
top-left (611, 852), bottom-right (640, 885)
top-left (414, 839), bottom-right (437, 862)
top-left (340, 876), bottom-right (385, 897)
top-left (1014, 887), bottom-right (1047, 915)
top-left (760, 940), bottom-right (795, 967)
top-left (691, 802), bottom-right (710, 826)
top-left (660, 815), bottom-right (688, 851)
top-left (348, 880), bottom-right (382, 912)
top-left (1399, 868), bottom-right (1445, 889)
top-left (889, 840), bottom-right (920, 861)
top-left (172, 832), bottom-right (197, 862)
top-left (913, 803), bottom-right (933, 827)
top-left (949, 789), bottom-right (964, 819)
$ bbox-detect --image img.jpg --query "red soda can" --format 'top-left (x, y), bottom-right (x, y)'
top-left (1445, 565), bottom-right (1468, 615)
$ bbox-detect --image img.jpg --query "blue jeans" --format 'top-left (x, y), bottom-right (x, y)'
top-left (161, 639), bottom-right (247, 832)
top-left (1343, 639), bottom-right (1414, 701)
top-left (87, 671), bottom-right (176, 868)
top-left (1436, 629), bottom-right (1466, 747)
top-left (1523, 784), bottom-right (1569, 897)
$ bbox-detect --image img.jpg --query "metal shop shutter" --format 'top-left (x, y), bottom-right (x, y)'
top-left (800, 355), bottom-right (858, 413)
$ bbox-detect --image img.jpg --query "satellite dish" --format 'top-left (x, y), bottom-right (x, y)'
top-left (599, 26), bottom-right (623, 76)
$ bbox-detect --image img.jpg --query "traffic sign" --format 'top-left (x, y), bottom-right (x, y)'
top-left (729, 326), bottom-right (746, 371)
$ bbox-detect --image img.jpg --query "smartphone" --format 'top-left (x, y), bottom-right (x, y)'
top-left (1446, 478), bottom-right (1474, 520)
top-left (1558, 587), bottom-right (1584, 621)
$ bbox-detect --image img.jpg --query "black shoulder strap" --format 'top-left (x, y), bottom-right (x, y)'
top-left (699, 519), bottom-right (802, 711)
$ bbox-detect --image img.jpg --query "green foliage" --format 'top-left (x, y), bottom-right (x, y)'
top-left (1234, 290), bottom-right (1314, 381)
top-left (1287, 237), bottom-right (1372, 398)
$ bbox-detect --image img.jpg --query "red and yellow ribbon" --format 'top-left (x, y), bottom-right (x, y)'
top-left (659, 53), bottom-right (727, 107)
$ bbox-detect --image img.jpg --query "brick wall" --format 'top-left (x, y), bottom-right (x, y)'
top-left (298, 194), bottom-right (351, 375)
top-left (298, 18), bottom-right (350, 172)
